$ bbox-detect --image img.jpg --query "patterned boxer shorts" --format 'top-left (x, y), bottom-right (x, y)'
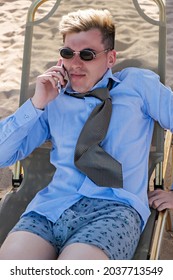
top-left (10, 197), bottom-right (142, 259)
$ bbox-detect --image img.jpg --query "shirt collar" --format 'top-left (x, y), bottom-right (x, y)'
top-left (63, 68), bottom-right (120, 94)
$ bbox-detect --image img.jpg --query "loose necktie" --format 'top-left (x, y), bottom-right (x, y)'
top-left (65, 82), bottom-right (123, 188)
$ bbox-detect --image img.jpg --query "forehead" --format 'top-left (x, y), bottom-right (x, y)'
top-left (64, 29), bottom-right (104, 50)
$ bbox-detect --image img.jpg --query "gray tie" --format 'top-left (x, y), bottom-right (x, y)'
top-left (65, 82), bottom-right (123, 188)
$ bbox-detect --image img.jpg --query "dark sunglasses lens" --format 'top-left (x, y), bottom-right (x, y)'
top-left (60, 48), bottom-right (73, 59)
top-left (80, 50), bottom-right (94, 61)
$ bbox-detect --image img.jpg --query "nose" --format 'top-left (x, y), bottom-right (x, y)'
top-left (71, 53), bottom-right (84, 64)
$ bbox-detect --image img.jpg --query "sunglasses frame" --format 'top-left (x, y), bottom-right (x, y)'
top-left (59, 47), bottom-right (110, 61)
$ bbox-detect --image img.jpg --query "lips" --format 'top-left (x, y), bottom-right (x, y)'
top-left (70, 73), bottom-right (86, 79)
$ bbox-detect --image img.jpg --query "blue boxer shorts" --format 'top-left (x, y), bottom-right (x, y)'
top-left (10, 197), bottom-right (142, 259)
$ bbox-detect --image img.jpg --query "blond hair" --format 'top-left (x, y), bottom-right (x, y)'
top-left (59, 9), bottom-right (115, 49)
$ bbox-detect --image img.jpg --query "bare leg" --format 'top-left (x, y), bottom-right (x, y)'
top-left (0, 231), bottom-right (57, 260)
top-left (58, 243), bottom-right (109, 260)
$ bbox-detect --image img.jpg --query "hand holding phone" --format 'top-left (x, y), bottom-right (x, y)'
top-left (32, 59), bottom-right (67, 109)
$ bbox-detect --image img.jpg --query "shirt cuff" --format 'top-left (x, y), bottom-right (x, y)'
top-left (15, 99), bottom-right (44, 127)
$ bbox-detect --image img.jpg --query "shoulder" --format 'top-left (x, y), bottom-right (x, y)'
top-left (114, 67), bottom-right (159, 81)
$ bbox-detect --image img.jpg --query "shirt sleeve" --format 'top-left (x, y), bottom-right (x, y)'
top-left (0, 99), bottom-right (50, 167)
top-left (118, 68), bottom-right (173, 131)
top-left (140, 70), bottom-right (173, 131)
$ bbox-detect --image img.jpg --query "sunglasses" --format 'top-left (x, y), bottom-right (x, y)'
top-left (59, 47), bottom-right (110, 61)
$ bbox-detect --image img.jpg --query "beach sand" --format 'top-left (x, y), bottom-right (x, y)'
top-left (0, 0), bottom-right (173, 259)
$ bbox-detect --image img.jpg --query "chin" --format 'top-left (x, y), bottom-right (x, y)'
top-left (71, 85), bottom-right (90, 94)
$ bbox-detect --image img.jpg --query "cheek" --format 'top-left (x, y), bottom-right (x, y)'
top-left (91, 62), bottom-right (108, 78)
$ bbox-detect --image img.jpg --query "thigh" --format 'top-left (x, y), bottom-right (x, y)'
top-left (58, 243), bottom-right (109, 260)
top-left (0, 231), bottom-right (57, 260)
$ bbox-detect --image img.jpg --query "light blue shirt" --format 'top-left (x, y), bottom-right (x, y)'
top-left (1, 67), bottom-right (173, 230)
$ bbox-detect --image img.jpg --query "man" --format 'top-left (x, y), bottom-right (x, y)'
top-left (0, 8), bottom-right (172, 260)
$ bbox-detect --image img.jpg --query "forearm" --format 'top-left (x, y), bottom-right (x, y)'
top-left (0, 61), bottom-right (64, 167)
top-left (0, 99), bottom-right (48, 167)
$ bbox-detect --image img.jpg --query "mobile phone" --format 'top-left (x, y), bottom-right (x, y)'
top-left (56, 62), bottom-right (68, 92)
top-left (62, 64), bottom-right (69, 83)
top-left (57, 80), bottom-right (61, 92)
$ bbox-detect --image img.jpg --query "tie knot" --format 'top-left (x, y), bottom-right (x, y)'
top-left (65, 79), bottom-right (112, 101)
top-left (81, 79), bottom-right (112, 101)
top-left (87, 87), bottom-right (110, 101)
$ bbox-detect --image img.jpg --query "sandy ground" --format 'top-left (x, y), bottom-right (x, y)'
top-left (0, 0), bottom-right (173, 259)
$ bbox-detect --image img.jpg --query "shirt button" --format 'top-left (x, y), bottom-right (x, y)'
top-left (89, 103), bottom-right (93, 108)
top-left (24, 114), bottom-right (30, 119)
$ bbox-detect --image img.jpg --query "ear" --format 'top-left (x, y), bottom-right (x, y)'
top-left (107, 49), bottom-right (116, 68)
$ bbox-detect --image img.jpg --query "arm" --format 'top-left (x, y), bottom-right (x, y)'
top-left (139, 69), bottom-right (173, 131)
top-left (0, 100), bottom-right (49, 167)
top-left (118, 68), bottom-right (173, 131)
top-left (0, 60), bottom-right (66, 167)
top-left (148, 189), bottom-right (173, 211)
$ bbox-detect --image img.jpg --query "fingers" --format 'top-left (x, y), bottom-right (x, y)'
top-left (148, 190), bottom-right (163, 206)
top-left (51, 71), bottom-right (65, 89)
top-left (43, 61), bottom-right (66, 89)
top-left (156, 202), bottom-right (168, 211)
top-left (45, 59), bottom-right (65, 77)
top-left (56, 58), bottom-right (63, 67)
top-left (149, 197), bottom-right (166, 211)
top-left (148, 189), bottom-right (173, 211)
top-left (37, 70), bottom-right (65, 90)
top-left (148, 189), bottom-right (161, 200)
top-left (37, 73), bottom-right (58, 89)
